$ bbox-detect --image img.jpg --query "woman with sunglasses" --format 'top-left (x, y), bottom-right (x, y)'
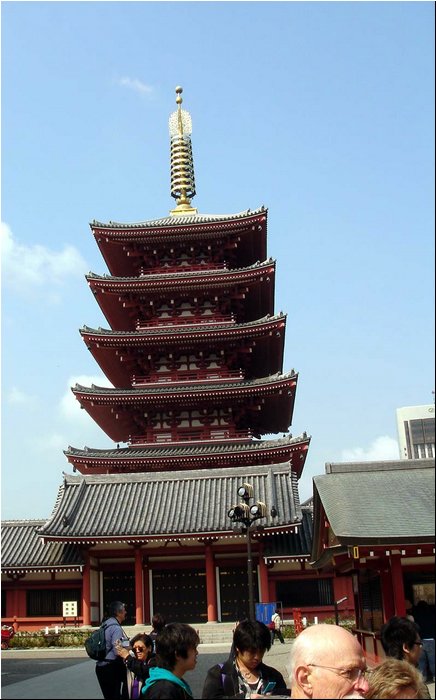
top-left (116, 633), bottom-right (156, 699)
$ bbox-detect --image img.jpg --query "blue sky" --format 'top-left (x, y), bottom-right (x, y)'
top-left (1, 1), bottom-right (434, 520)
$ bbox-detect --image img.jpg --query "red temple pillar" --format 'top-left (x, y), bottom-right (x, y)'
top-left (389, 553), bottom-right (406, 617)
top-left (258, 544), bottom-right (270, 602)
top-left (380, 565), bottom-right (395, 621)
top-left (143, 558), bottom-right (151, 624)
top-left (82, 551), bottom-right (91, 626)
top-left (204, 543), bottom-right (218, 622)
top-left (134, 547), bottom-right (144, 625)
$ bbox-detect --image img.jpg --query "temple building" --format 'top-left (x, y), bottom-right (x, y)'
top-left (2, 88), bottom-right (350, 630)
top-left (311, 458), bottom-right (435, 662)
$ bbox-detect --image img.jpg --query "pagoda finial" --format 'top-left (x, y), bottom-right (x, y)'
top-left (169, 86), bottom-right (197, 216)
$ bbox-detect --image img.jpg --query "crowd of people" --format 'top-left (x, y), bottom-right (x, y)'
top-left (93, 600), bottom-right (434, 699)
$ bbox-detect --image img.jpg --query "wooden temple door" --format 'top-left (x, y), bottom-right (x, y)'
top-left (151, 568), bottom-right (207, 623)
top-left (219, 565), bottom-right (259, 622)
top-left (103, 572), bottom-right (136, 625)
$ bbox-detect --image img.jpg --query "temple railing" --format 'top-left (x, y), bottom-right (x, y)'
top-left (129, 427), bottom-right (253, 446)
top-left (136, 313), bottom-right (235, 329)
top-left (140, 262), bottom-right (227, 275)
top-left (131, 368), bottom-right (244, 386)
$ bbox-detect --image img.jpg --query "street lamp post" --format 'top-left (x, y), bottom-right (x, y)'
top-left (227, 483), bottom-right (275, 621)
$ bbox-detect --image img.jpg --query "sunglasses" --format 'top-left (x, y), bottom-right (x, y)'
top-left (133, 646), bottom-right (147, 652)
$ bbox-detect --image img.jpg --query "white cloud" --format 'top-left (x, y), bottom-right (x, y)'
top-left (7, 387), bottom-right (38, 407)
top-left (60, 374), bottom-right (114, 421)
top-left (1, 222), bottom-right (87, 294)
top-left (340, 435), bottom-right (400, 462)
top-left (118, 76), bottom-right (154, 95)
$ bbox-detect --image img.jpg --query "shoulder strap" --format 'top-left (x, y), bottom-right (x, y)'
top-left (218, 663), bottom-right (226, 688)
top-left (102, 621), bottom-right (119, 631)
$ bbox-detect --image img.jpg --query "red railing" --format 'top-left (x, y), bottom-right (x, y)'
top-left (131, 368), bottom-right (244, 386)
top-left (136, 313), bottom-right (235, 330)
top-left (129, 428), bottom-right (253, 446)
top-left (140, 262), bottom-right (227, 275)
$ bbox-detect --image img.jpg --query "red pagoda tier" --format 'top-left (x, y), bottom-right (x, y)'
top-left (79, 313), bottom-right (288, 388)
top-left (91, 206), bottom-right (268, 277)
top-left (86, 258), bottom-right (275, 331)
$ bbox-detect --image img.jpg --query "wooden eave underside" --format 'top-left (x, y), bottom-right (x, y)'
top-left (72, 373), bottom-right (298, 443)
top-left (80, 315), bottom-right (287, 387)
top-left (65, 434), bottom-right (311, 478)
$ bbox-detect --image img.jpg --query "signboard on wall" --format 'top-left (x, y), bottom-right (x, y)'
top-left (62, 601), bottom-right (78, 617)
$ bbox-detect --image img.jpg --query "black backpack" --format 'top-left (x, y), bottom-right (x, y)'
top-left (85, 621), bottom-right (118, 661)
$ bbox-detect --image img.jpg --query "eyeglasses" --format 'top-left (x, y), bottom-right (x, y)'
top-left (413, 641), bottom-right (423, 647)
top-left (133, 646), bottom-right (146, 652)
top-left (307, 664), bottom-right (367, 683)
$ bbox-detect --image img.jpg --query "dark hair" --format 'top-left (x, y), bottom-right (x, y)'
top-left (233, 619), bottom-right (272, 654)
top-left (155, 622), bottom-right (199, 671)
top-left (381, 616), bottom-right (420, 660)
top-left (151, 612), bottom-right (166, 632)
top-left (130, 632), bottom-right (153, 650)
top-left (107, 601), bottom-right (126, 618)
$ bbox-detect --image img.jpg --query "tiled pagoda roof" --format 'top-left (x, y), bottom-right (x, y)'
top-left (65, 434), bottom-right (310, 479)
top-left (90, 206), bottom-right (267, 232)
top-left (86, 258), bottom-right (275, 286)
top-left (36, 464), bottom-right (302, 543)
top-left (65, 434), bottom-right (309, 460)
top-left (73, 371), bottom-right (297, 399)
top-left (1, 520), bottom-right (84, 574)
top-left (80, 313), bottom-right (286, 341)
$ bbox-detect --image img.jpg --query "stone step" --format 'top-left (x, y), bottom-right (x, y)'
top-left (122, 623), bottom-right (235, 645)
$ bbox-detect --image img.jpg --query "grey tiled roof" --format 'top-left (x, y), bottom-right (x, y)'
top-left (73, 371), bottom-right (297, 398)
top-left (263, 509), bottom-right (313, 560)
top-left (91, 207), bottom-right (267, 230)
top-left (65, 434), bottom-right (309, 460)
top-left (86, 258), bottom-right (274, 284)
top-left (1, 520), bottom-right (84, 573)
top-left (313, 459), bottom-right (435, 543)
top-left (37, 464), bottom-right (302, 541)
top-left (80, 313), bottom-right (286, 340)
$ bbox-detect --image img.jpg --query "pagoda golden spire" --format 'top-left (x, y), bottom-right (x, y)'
top-left (169, 86), bottom-right (197, 216)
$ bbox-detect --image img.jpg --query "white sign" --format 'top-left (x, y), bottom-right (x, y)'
top-left (62, 601), bottom-right (78, 617)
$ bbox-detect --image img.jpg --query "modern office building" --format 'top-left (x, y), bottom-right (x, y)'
top-left (396, 404), bottom-right (435, 460)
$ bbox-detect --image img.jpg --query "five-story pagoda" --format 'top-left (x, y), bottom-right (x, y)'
top-left (38, 88), bottom-right (311, 626)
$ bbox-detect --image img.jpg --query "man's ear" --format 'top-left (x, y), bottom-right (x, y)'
top-left (403, 642), bottom-right (411, 658)
top-left (294, 664), bottom-right (313, 696)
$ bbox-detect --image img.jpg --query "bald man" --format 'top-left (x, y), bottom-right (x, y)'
top-left (289, 624), bottom-right (369, 699)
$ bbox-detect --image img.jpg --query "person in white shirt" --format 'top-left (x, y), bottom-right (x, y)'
top-left (270, 608), bottom-right (285, 645)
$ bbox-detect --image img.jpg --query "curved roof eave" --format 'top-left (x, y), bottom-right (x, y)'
top-left (80, 313), bottom-right (286, 340)
top-left (90, 206), bottom-right (267, 231)
top-left (72, 371), bottom-right (298, 398)
top-left (65, 433), bottom-right (310, 459)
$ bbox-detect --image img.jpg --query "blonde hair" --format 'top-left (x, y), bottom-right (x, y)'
top-left (365, 658), bottom-right (427, 699)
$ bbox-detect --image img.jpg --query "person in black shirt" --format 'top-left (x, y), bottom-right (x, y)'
top-left (202, 619), bottom-right (289, 698)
